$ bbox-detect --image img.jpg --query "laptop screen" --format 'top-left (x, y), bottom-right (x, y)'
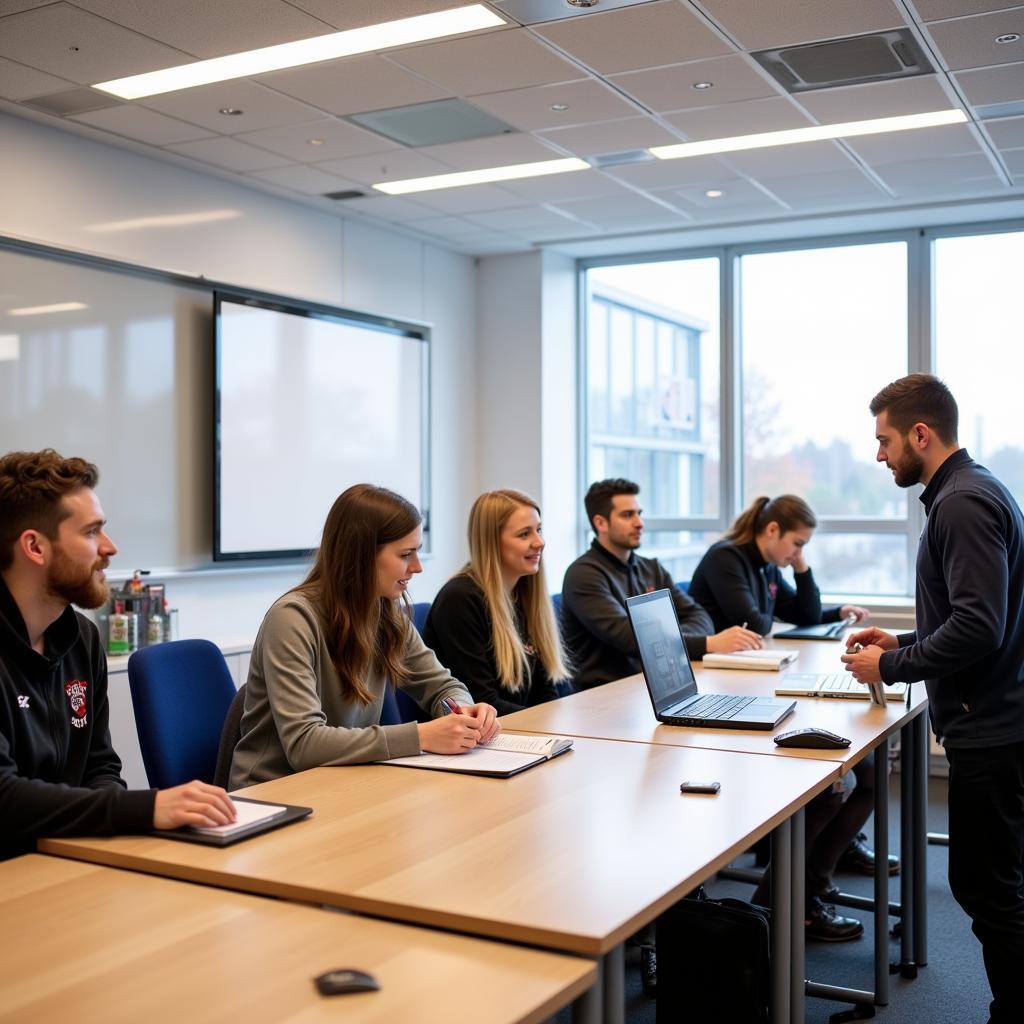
top-left (626, 589), bottom-right (698, 711)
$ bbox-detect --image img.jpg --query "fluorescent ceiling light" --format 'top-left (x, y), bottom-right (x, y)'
top-left (85, 210), bottom-right (242, 233)
top-left (650, 109), bottom-right (968, 161)
top-left (8, 302), bottom-right (88, 316)
top-left (373, 157), bottom-right (589, 195)
top-left (93, 5), bottom-right (504, 99)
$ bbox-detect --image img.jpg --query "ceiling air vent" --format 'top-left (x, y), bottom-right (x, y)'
top-left (322, 190), bottom-right (366, 201)
top-left (587, 149), bottom-right (654, 169)
top-left (22, 88), bottom-right (121, 116)
top-left (751, 29), bottom-right (934, 94)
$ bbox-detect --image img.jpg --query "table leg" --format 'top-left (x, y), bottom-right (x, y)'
top-left (790, 807), bottom-right (805, 1024)
top-left (874, 741), bottom-right (890, 1005)
top-left (770, 816), bottom-right (792, 1024)
top-left (913, 711), bottom-right (929, 966)
top-left (900, 719), bottom-right (916, 974)
top-left (601, 945), bottom-right (624, 1024)
top-left (572, 956), bottom-right (602, 1024)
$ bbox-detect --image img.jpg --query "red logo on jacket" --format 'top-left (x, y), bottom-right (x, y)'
top-left (65, 679), bottom-right (88, 728)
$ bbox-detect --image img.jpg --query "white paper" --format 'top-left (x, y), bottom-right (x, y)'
top-left (190, 798), bottom-right (288, 836)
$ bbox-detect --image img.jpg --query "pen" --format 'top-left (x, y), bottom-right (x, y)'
top-left (742, 621), bottom-right (748, 629)
top-left (441, 696), bottom-right (463, 715)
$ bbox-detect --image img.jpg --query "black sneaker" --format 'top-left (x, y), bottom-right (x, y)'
top-left (640, 945), bottom-right (657, 997)
top-left (838, 832), bottom-right (900, 876)
top-left (805, 897), bottom-right (864, 942)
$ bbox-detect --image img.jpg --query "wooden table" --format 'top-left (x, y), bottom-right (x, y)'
top-left (502, 637), bottom-right (932, 1017)
top-left (42, 737), bottom-right (838, 1024)
top-left (0, 854), bottom-right (595, 1024)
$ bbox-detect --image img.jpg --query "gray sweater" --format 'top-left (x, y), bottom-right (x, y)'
top-left (230, 592), bottom-right (472, 788)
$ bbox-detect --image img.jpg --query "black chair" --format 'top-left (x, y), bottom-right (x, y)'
top-left (213, 683), bottom-right (246, 790)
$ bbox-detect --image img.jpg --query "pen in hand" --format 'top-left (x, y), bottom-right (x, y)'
top-left (441, 696), bottom-right (463, 715)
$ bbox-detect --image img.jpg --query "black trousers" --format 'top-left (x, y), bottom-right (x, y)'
top-left (946, 741), bottom-right (1024, 1024)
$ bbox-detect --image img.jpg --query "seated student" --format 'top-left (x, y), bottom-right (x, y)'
top-left (690, 495), bottom-right (893, 940)
top-left (230, 484), bottom-right (499, 788)
top-left (423, 489), bottom-right (571, 716)
top-left (0, 449), bottom-right (236, 860)
top-left (561, 478), bottom-right (763, 691)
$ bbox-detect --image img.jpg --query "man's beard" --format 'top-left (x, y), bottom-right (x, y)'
top-left (890, 439), bottom-right (925, 489)
top-left (47, 546), bottom-right (109, 609)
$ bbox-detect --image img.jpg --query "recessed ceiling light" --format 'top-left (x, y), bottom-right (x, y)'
top-left (8, 302), bottom-right (88, 316)
top-left (692, 81), bottom-right (714, 90)
top-left (219, 107), bottom-right (243, 116)
top-left (995, 33), bottom-right (1020, 44)
top-left (372, 157), bottom-right (589, 195)
top-left (704, 189), bottom-right (724, 198)
top-left (567, 0), bottom-right (600, 7)
top-left (84, 210), bottom-right (242, 233)
top-left (550, 103), bottom-right (570, 112)
top-left (93, 5), bottom-right (505, 100)
top-left (650, 108), bottom-right (968, 161)
top-left (307, 137), bottom-right (325, 146)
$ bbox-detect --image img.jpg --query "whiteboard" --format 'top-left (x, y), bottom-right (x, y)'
top-left (214, 294), bottom-right (429, 560)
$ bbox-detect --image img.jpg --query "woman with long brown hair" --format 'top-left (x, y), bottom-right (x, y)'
top-left (230, 484), bottom-right (499, 787)
top-left (423, 489), bottom-right (571, 715)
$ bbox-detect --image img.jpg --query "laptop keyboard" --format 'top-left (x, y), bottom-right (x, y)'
top-left (816, 675), bottom-right (863, 692)
top-left (679, 693), bottom-right (756, 721)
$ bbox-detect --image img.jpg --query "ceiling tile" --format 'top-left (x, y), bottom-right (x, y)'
top-left (0, 2), bottom-right (192, 84)
top-left (550, 192), bottom-right (691, 229)
top-left (754, 169), bottom-right (889, 203)
top-left (537, 116), bottom-right (679, 158)
top-left (74, 1), bottom-right (334, 59)
top-left (842, 123), bottom-right (984, 164)
top-left (335, 193), bottom-right (435, 221)
top-left (141, 80), bottom-right (323, 133)
top-left (404, 183), bottom-right (526, 214)
top-left (954, 62), bottom-right (1024, 106)
top-left (797, 75), bottom-right (958, 123)
top-left (871, 152), bottom-right (1000, 187)
top-left (0, 54), bottom-right (72, 100)
top-left (886, 172), bottom-right (1005, 198)
top-left (925, 9), bottom-right (1024, 70)
top-left (469, 205), bottom-right (580, 231)
top-left (163, 135), bottom-right (292, 171)
top-left (721, 139), bottom-right (857, 178)
top-left (414, 132), bottom-right (563, 170)
top-left (534, 1), bottom-right (732, 75)
top-left (68, 104), bottom-right (214, 145)
top-left (697, 0), bottom-right (904, 50)
top-left (467, 79), bottom-right (639, 132)
top-left (0, 2), bottom-right (54, 13)
top-left (256, 54), bottom-right (450, 116)
top-left (914, 1), bottom-right (1023, 22)
top-left (664, 96), bottom-right (812, 139)
top-left (233, 117), bottom-right (397, 161)
top-left (984, 114), bottom-right (1024, 147)
top-left (246, 163), bottom-right (359, 195)
top-left (498, 168), bottom-right (632, 202)
top-left (665, 177), bottom-right (787, 211)
top-left (389, 28), bottom-right (582, 94)
top-left (404, 214), bottom-right (483, 238)
top-left (603, 154), bottom-right (735, 189)
top-left (285, 0), bottom-right (460, 31)
top-left (1005, 150), bottom-right (1024, 173)
top-left (610, 54), bottom-right (779, 113)
top-left (315, 149), bottom-right (453, 185)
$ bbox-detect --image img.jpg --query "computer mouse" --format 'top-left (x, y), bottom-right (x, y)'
top-left (773, 727), bottom-right (851, 749)
top-left (314, 969), bottom-right (381, 996)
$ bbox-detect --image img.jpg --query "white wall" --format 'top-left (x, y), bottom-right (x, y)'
top-left (0, 112), bottom-right (479, 643)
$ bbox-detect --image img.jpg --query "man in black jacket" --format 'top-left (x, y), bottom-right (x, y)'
top-left (561, 478), bottom-right (762, 691)
top-left (844, 375), bottom-right (1024, 1023)
top-left (0, 449), bottom-right (236, 860)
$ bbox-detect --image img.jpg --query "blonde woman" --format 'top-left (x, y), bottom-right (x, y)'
top-left (423, 489), bottom-right (571, 715)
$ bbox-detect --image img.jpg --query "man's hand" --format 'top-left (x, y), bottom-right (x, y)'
top-left (840, 644), bottom-right (885, 685)
top-left (153, 780), bottom-right (237, 830)
top-left (706, 625), bottom-right (764, 653)
top-left (847, 626), bottom-right (898, 651)
top-left (839, 605), bottom-right (870, 623)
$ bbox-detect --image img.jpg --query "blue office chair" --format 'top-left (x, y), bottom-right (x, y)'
top-left (128, 639), bottom-right (237, 789)
top-left (411, 601), bottom-right (431, 634)
top-left (552, 592), bottom-right (562, 619)
top-left (676, 580), bottom-right (691, 595)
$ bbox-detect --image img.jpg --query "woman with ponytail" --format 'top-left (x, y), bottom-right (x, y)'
top-left (688, 494), bottom-right (867, 635)
top-left (423, 489), bottom-right (571, 716)
top-left (230, 484), bottom-right (499, 788)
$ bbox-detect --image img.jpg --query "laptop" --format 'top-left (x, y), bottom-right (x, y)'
top-left (774, 616), bottom-right (856, 641)
top-left (626, 589), bottom-right (796, 730)
top-left (775, 673), bottom-right (908, 703)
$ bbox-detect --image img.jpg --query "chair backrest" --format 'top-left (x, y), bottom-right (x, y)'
top-left (213, 683), bottom-right (246, 790)
top-left (128, 639), bottom-right (237, 789)
top-left (552, 592), bottom-right (562, 618)
top-left (676, 580), bottom-right (691, 595)
top-left (411, 601), bottom-right (431, 634)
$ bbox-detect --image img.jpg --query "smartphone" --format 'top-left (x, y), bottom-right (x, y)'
top-left (679, 780), bottom-right (721, 794)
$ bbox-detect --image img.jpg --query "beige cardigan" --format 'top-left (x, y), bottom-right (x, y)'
top-left (229, 592), bottom-right (472, 788)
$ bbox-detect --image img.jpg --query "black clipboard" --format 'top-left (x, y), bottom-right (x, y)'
top-left (773, 622), bottom-right (845, 641)
top-left (161, 797), bottom-right (312, 847)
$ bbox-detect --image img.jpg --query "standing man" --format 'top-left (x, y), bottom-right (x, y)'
top-left (844, 374), bottom-right (1024, 1023)
top-left (561, 478), bottom-right (762, 691)
top-left (0, 449), bottom-right (237, 859)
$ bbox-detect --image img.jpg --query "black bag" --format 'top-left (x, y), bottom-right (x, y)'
top-left (656, 889), bottom-right (772, 1023)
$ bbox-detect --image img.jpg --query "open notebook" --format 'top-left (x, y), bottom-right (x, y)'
top-left (383, 733), bottom-right (573, 778)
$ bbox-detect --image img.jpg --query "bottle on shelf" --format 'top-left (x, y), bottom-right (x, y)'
top-left (108, 601), bottom-right (130, 655)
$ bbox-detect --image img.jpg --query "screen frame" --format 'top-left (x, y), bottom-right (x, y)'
top-left (213, 289), bottom-right (431, 563)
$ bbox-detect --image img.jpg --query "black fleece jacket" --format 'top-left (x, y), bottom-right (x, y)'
top-left (561, 541), bottom-right (714, 691)
top-left (688, 539), bottom-right (840, 635)
top-left (879, 450), bottom-right (1024, 749)
top-left (0, 576), bottom-right (155, 859)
